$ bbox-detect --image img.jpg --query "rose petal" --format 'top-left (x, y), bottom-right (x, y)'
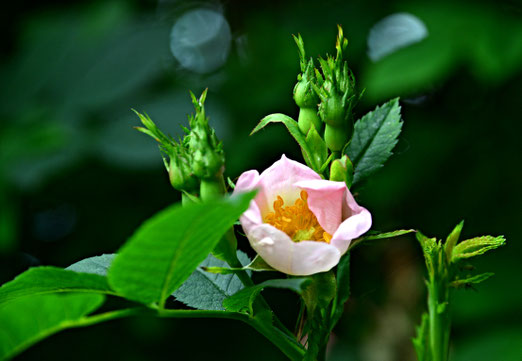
top-left (258, 155), bottom-right (321, 215)
top-left (294, 179), bottom-right (346, 235)
top-left (247, 224), bottom-right (341, 275)
top-left (331, 206), bottom-right (372, 254)
top-left (233, 169), bottom-right (266, 230)
top-left (235, 170), bottom-right (260, 193)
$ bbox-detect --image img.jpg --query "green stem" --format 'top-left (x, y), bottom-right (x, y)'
top-left (73, 308), bottom-right (145, 328)
top-left (427, 281), bottom-right (450, 361)
top-left (159, 309), bottom-right (306, 360)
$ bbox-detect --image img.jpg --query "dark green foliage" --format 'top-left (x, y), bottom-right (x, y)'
top-left (330, 254), bottom-right (350, 330)
top-left (223, 278), bottom-right (310, 314)
top-left (172, 251), bottom-right (251, 311)
top-left (346, 98), bottom-right (402, 185)
top-left (66, 254), bottom-right (115, 276)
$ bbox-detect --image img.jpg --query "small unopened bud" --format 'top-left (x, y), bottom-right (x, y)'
top-left (293, 34), bottom-right (323, 135)
top-left (324, 124), bottom-right (351, 152)
top-left (314, 26), bottom-right (359, 152)
top-left (168, 154), bottom-right (198, 192)
top-left (297, 108), bottom-right (322, 135)
top-left (187, 89), bottom-right (225, 180)
top-left (329, 155), bottom-right (354, 188)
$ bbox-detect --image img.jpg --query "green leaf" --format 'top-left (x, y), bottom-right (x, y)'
top-left (451, 273), bottom-right (494, 289)
top-left (0, 267), bottom-right (113, 305)
top-left (303, 273), bottom-right (337, 361)
top-left (223, 278), bottom-right (310, 314)
top-left (0, 293), bottom-right (105, 360)
top-left (349, 229), bottom-right (415, 250)
top-left (330, 254), bottom-right (350, 330)
top-left (444, 220), bottom-right (464, 262)
top-left (412, 312), bottom-right (430, 361)
top-left (108, 192), bottom-right (255, 306)
top-left (416, 231), bottom-right (438, 253)
top-left (250, 114), bottom-right (319, 171)
top-left (203, 255), bottom-right (275, 274)
top-left (305, 125), bottom-right (328, 172)
top-left (66, 254), bottom-right (115, 276)
top-left (452, 235), bottom-right (506, 262)
top-left (416, 232), bottom-right (439, 277)
top-left (345, 98), bottom-right (402, 185)
top-left (302, 272), bottom-right (336, 316)
top-left (172, 252), bottom-right (251, 311)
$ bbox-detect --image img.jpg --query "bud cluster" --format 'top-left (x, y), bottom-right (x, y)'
top-left (292, 26), bottom-right (361, 184)
top-left (135, 89), bottom-right (225, 199)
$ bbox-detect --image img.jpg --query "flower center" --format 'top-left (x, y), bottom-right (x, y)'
top-left (263, 190), bottom-right (332, 243)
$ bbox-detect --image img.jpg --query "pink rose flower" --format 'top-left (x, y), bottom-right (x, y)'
top-left (233, 155), bottom-right (372, 275)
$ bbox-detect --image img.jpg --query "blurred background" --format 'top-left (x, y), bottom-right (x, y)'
top-left (1, 0), bottom-right (521, 360)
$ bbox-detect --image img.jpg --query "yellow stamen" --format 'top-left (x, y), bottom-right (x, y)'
top-left (263, 190), bottom-right (332, 243)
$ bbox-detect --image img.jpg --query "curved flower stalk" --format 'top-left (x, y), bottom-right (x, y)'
top-left (233, 155), bottom-right (371, 275)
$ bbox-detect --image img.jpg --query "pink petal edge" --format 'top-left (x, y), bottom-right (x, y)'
top-left (258, 155), bottom-right (321, 213)
top-left (331, 207), bottom-right (372, 254)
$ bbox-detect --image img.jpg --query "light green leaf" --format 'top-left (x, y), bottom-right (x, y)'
top-left (416, 231), bottom-right (438, 253)
top-left (203, 255), bottom-right (275, 274)
top-left (223, 278), bottom-right (310, 314)
top-left (66, 254), bottom-right (115, 276)
top-left (416, 232), bottom-right (439, 277)
top-left (412, 312), bottom-right (430, 361)
top-left (0, 267), bottom-right (113, 305)
top-left (451, 273), bottom-right (494, 289)
top-left (444, 220), bottom-right (464, 262)
top-left (250, 113), bottom-right (319, 171)
top-left (108, 192), bottom-right (255, 306)
top-left (452, 235), bottom-right (506, 262)
top-left (349, 229), bottom-right (415, 250)
top-left (346, 98), bottom-right (402, 185)
top-left (172, 251), bottom-right (251, 311)
top-left (305, 125), bottom-right (328, 172)
top-left (0, 293), bottom-right (105, 360)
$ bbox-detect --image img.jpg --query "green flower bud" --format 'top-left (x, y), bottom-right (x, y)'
top-left (297, 107), bottom-right (322, 135)
top-left (293, 62), bottom-right (319, 108)
top-left (293, 34), bottom-right (323, 135)
top-left (168, 153), bottom-right (198, 192)
top-left (187, 89), bottom-right (225, 180)
top-left (329, 155), bottom-right (354, 188)
top-left (313, 26), bottom-right (360, 152)
top-left (320, 92), bottom-right (344, 126)
top-left (135, 90), bottom-right (226, 197)
top-left (324, 124), bottom-right (350, 152)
